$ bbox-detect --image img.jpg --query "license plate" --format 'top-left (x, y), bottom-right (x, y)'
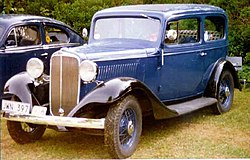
top-left (2, 100), bottom-right (31, 114)
top-left (31, 106), bottom-right (47, 116)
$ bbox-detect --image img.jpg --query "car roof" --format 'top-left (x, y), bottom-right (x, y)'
top-left (0, 14), bottom-right (68, 27)
top-left (98, 4), bottom-right (225, 16)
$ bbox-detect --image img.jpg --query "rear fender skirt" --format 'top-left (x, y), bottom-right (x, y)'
top-left (68, 77), bottom-right (178, 119)
top-left (2, 72), bottom-right (33, 104)
top-left (205, 59), bottom-right (242, 98)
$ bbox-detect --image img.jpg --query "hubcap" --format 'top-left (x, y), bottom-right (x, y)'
top-left (21, 123), bottom-right (35, 133)
top-left (219, 78), bottom-right (231, 107)
top-left (127, 120), bottom-right (134, 136)
top-left (224, 86), bottom-right (230, 97)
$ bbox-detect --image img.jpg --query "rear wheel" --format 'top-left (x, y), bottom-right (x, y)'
top-left (214, 70), bottom-right (234, 114)
top-left (104, 95), bottom-right (142, 159)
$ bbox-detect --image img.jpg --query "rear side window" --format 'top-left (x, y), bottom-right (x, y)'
top-left (165, 18), bottom-right (200, 45)
top-left (44, 25), bottom-right (69, 44)
top-left (204, 16), bottom-right (225, 41)
top-left (5, 25), bottom-right (41, 47)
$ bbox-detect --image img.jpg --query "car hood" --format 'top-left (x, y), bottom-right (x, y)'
top-left (60, 40), bottom-right (158, 61)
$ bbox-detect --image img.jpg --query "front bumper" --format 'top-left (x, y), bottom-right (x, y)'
top-left (1, 112), bottom-right (105, 129)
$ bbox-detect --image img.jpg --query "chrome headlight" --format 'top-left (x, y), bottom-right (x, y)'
top-left (26, 58), bottom-right (44, 78)
top-left (79, 60), bottom-right (98, 83)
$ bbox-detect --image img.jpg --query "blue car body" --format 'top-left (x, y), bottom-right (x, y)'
top-left (1, 4), bottom-right (241, 159)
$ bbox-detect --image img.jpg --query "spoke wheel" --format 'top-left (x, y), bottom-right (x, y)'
top-left (119, 108), bottom-right (137, 147)
top-left (104, 95), bottom-right (142, 159)
top-left (214, 70), bottom-right (234, 114)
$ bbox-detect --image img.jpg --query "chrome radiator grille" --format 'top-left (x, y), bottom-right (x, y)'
top-left (50, 54), bottom-right (80, 116)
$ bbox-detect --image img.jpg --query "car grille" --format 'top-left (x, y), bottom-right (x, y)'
top-left (50, 53), bottom-right (80, 116)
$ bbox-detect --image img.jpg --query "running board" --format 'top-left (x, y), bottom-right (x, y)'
top-left (167, 97), bottom-right (217, 115)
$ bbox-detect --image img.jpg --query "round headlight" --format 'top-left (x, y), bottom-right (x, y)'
top-left (79, 60), bottom-right (98, 83)
top-left (26, 58), bottom-right (44, 78)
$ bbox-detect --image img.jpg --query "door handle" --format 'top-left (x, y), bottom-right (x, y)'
top-left (41, 53), bottom-right (48, 56)
top-left (200, 52), bottom-right (207, 57)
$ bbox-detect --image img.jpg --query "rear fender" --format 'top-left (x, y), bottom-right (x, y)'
top-left (205, 59), bottom-right (242, 98)
top-left (68, 77), bottom-right (177, 118)
top-left (2, 72), bottom-right (33, 105)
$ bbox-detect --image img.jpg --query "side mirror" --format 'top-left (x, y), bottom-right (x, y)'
top-left (82, 28), bottom-right (88, 38)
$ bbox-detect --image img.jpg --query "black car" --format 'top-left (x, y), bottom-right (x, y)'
top-left (0, 14), bottom-right (84, 101)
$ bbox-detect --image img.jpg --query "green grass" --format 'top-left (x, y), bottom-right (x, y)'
top-left (1, 90), bottom-right (250, 159)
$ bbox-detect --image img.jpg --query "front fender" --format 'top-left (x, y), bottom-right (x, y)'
top-left (68, 77), bottom-right (136, 116)
top-left (68, 77), bottom-right (178, 118)
top-left (2, 72), bottom-right (33, 105)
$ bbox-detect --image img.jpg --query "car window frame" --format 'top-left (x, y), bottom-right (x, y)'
top-left (4, 23), bottom-right (42, 49)
top-left (163, 16), bottom-right (202, 48)
top-left (4, 28), bottom-right (18, 49)
top-left (42, 22), bottom-right (71, 45)
top-left (203, 14), bottom-right (227, 43)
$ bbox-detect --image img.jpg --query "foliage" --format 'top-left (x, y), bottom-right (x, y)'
top-left (209, 0), bottom-right (250, 59)
top-left (54, 0), bottom-right (111, 32)
top-left (1, 0), bottom-right (250, 64)
top-left (245, 53), bottom-right (250, 65)
top-left (238, 65), bottom-right (250, 84)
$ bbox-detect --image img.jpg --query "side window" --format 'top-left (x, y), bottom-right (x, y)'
top-left (204, 16), bottom-right (225, 41)
top-left (165, 18), bottom-right (200, 45)
top-left (44, 25), bottom-right (69, 44)
top-left (5, 25), bottom-right (41, 47)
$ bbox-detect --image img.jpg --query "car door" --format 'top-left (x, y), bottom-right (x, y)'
top-left (158, 17), bottom-right (206, 101)
top-left (41, 22), bottom-right (84, 74)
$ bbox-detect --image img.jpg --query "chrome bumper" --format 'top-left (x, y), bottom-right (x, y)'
top-left (1, 112), bottom-right (105, 129)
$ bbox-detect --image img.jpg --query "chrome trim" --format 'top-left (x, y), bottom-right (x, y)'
top-left (14, 28), bottom-right (17, 47)
top-left (161, 48), bottom-right (164, 66)
top-left (2, 113), bottom-right (105, 129)
top-left (59, 55), bottom-right (63, 114)
top-left (43, 43), bottom-right (80, 49)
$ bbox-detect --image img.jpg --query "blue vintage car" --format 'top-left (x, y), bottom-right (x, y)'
top-left (0, 14), bottom-right (84, 103)
top-left (1, 4), bottom-right (241, 158)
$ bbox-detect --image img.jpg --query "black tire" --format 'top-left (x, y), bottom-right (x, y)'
top-left (6, 96), bottom-right (46, 144)
top-left (7, 121), bottom-right (46, 144)
top-left (104, 95), bottom-right (142, 159)
top-left (214, 70), bottom-right (234, 114)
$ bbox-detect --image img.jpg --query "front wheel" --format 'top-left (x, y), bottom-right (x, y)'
top-left (104, 95), bottom-right (142, 159)
top-left (7, 121), bottom-right (46, 144)
top-left (214, 70), bottom-right (234, 114)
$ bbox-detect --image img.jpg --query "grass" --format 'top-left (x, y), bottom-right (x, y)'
top-left (1, 90), bottom-right (250, 159)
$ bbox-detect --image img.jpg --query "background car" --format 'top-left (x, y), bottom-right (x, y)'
top-left (0, 14), bottom-right (84, 103)
top-left (1, 5), bottom-right (242, 159)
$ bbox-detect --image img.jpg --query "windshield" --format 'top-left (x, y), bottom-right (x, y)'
top-left (93, 17), bottom-right (161, 45)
